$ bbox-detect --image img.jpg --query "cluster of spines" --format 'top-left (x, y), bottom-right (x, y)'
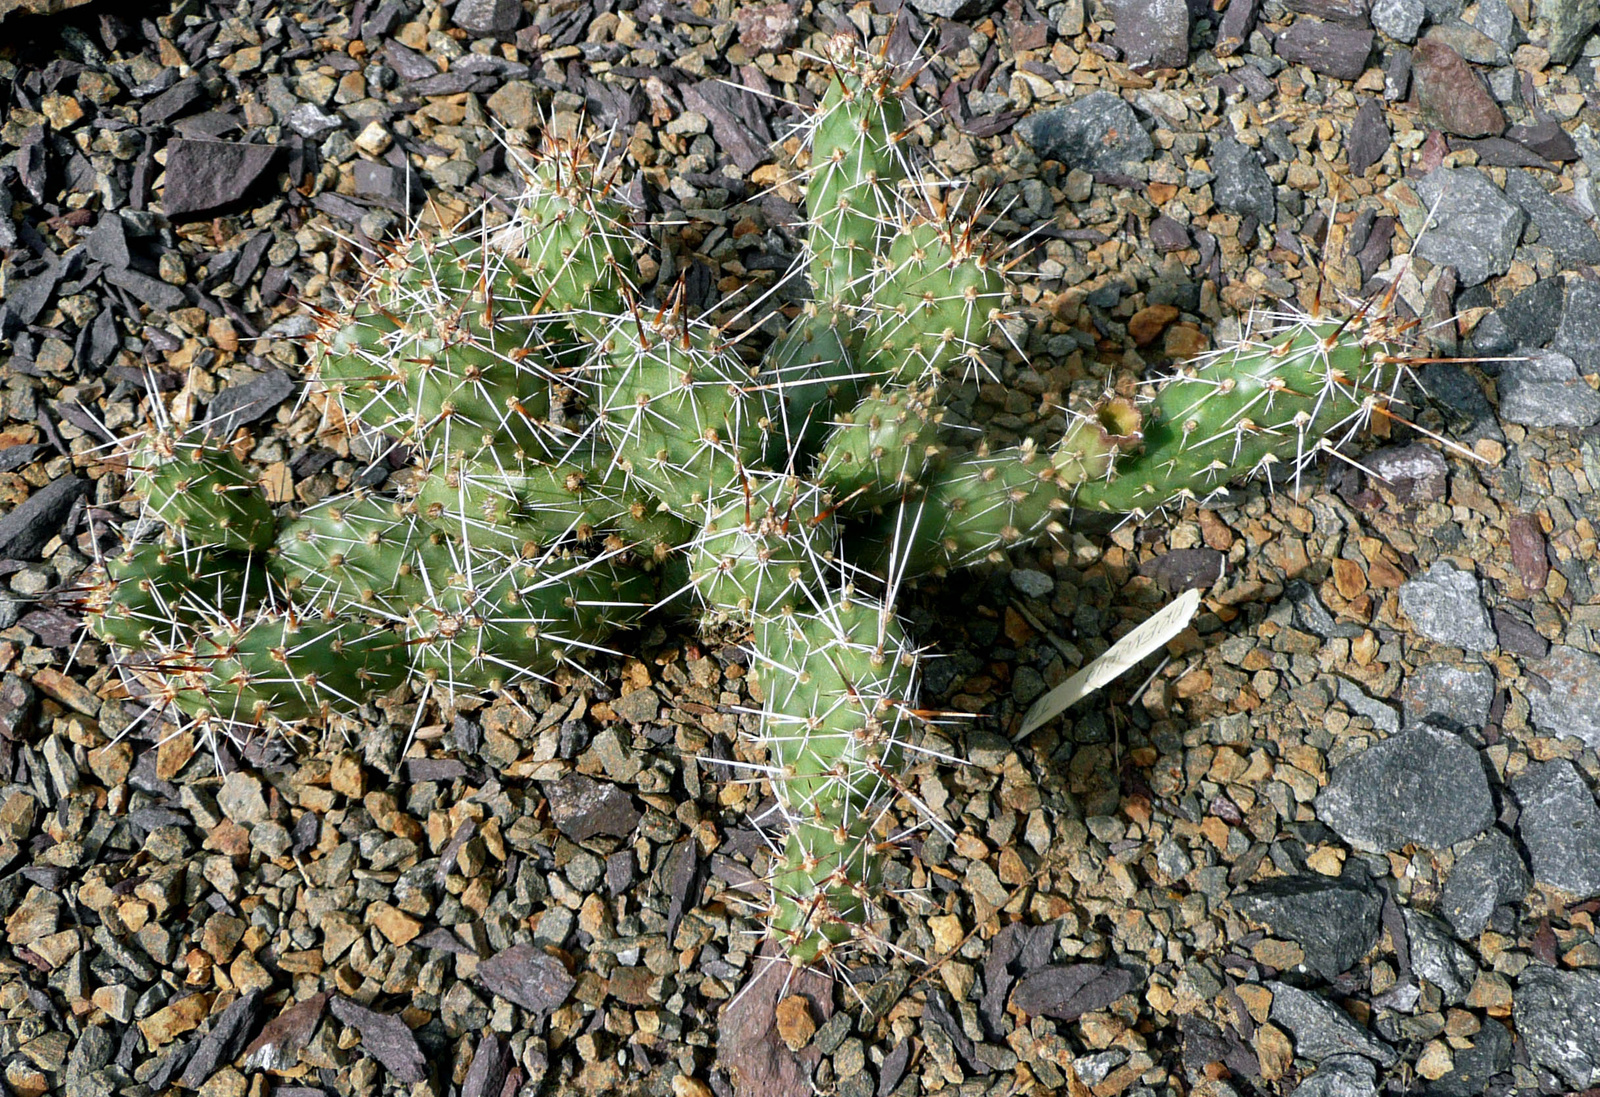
top-left (82, 38), bottom-right (1416, 968)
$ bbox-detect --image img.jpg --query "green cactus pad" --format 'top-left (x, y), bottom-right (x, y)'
top-left (753, 594), bottom-right (920, 963)
top-left (271, 494), bottom-right (447, 613)
top-left (690, 475), bottom-right (838, 617)
top-left (312, 237), bottom-right (554, 460)
top-left (131, 434), bottom-right (277, 552)
top-left (1071, 316), bottom-right (1401, 514)
top-left (88, 542), bottom-right (267, 650)
top-left (815, 384), bottom-right (942, 511)
top-left (406, 555), bottom-right (653, 691)
top-left (179, 612), bottom-right (407, 725)
top-left (861, 221), bottom-right (1007, 384)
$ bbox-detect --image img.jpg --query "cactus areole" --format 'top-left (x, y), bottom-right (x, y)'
top-left (86, 42), bottom-right (1410, 967)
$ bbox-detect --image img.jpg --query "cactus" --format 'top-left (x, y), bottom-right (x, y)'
top-left (83, 41), bottom-right (1415, 969)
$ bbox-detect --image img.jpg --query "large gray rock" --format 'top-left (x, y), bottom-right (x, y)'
top-left (1267, 983), bottom-right (1399, 1065)
top-left (1554, 277), bottom-right (1600, 374)
top-left (1528, 645), bottom-right (1600, 752)
top-left (1293, 1055), bottom-right (1378, 1097)
top-left (1400, 909), bottom-right (1477, 1004)
top-left (1212, 135), bottom-right (1276, 226)
top-left (1372, 0), bottom-right (1426, 38)
top-left (1438, 830), bottom-right (1531, 939)
top-left (1533, 0), bottom-right (1600, 64)
top-left (1498, 350), bottom-right (1600, 429)
top-left (1397, 561), bottom-right (1498, 651)
top-left (1504, 170), bottom-right (1600, 266)
top-left (1015, 93), bottom-right (1153, 174)
top-left (1111, 0), bottom-right (1190, 67)
top-left (1401, 663), bottom-right (1494, 733)
top-left (1513, 760), bottom-right (1600, 899)
top-left (1316, 724), bottom-right (1494, 853)
top-left (1231, 873), bottom-right (1381, 982)
top-left (1515, 966), bottom-right (1600, 1089)
top-left (1413, 168), bottom-right (1526, 287)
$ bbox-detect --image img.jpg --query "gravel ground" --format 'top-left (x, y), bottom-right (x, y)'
top-left (2, 0), bottom-right (1600, 1095)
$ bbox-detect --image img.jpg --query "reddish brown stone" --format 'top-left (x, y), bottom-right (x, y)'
top-left (1412, 37), bottom-right (1505, 138)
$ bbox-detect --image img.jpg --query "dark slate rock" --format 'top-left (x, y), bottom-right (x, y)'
top-left (161, 139), bottom-right (279, 218)
top-left (1347, 98), bottom-right (1389, 175)
top-left (3, 263), bottom-right (59, 328)
top-left (1528, 645), bottom-right (1600, 752)
top-left (1554, 277), bottom-right (1600, 374)
top-left (1267, 982), bottom-right (1399, 1065)
top-left (0, 478), bottom-right (86, 561)
top-left (1534, 0), bottom-right (1600, 64)
top-left (1451, 135), bottom-right (1559, 170)
top-left (1513, 759), bottom-right (1600, 898)
top-left (103, 267), bottom-right (185, 311)
top-left (85, 214), bottom-right (130, 269)
top-left (243, 997), bottom-right (330, 1074)
top-left (681, 81), bottom-right (772, 172)
top-left (1149, 214), bottom-right (1191, 251)
top-left (1010, 964), bottom-right (1135, 1021)
top-left (1503, 169), bottom-right (1600, 265)
top-left (1439, 830), bottom-right (1528, 939)
top-left (1514, 966), bottom-right (1600, 1088)
top-left (1294, 1054), bottom-right (1379, 1097)
top-left (1494, 607), bottom-right (1548, 657)
top-left (1364, 442), bottom-right (1447, 503)
top-left (1400, 909), bottom-right (1476, 1004)
top-left (1231, 873), bottom-right (1381, 982)
top-left (544, 774), bottom-right (640, 842)
top-left (1506, 118), bottom-right (1579, 162)
top-left (1427, 1017), bottom-right (1510, 1097)
top-left (1401, 663), bottom-right (1493, 733)
top-left (0, 445), bottom-right (47, 473)
top-left (1470, 277), bottom-right (1564, 355)
top-left (1139, 548), bottom-right (1225, 593)
top-left (204, 370), bottom-right (295, 437)
top-left (979, 922), bottom-right (1057, 1035)
top-left (1498, 350), bottom-right (1600, 429)
top-left (1284, 0), bottom-right (1371, 22)
top-left (1216, 0), bottom-right (1260, 53)
top-left (1371, 0), bottom-right (1424, 37)
top-left (384, 40), bottom-right (439, 81)
top-left (1014, 92), bottom-right (1154, 174)
top-left (452, 0), bottom-right (523, 33)
top-left (1111, 0), bottom-right (1190, 66)
top-left (328, 998), bottom-right (425, 1083)
top-left (461, 1033), bottom-right (513, 1097)
top-left (1274, 20), bottom-right (1374, 79)
top-left (1411, 37), bottom-right (1505, 137)
top-left (475, 943), bottom-right (576, 1016)
top-left (1383, 46), bottom-right (1411, 99)
top-left (139, 76), bottom-right (205, 125)
top-left (179, 989), bottom-right (264, 1088)
top-left (1413, 168), bottom-right (1523, 287)
top-left (1211, 135), bottom-right (1275, 226)
top-left (663, 838), bottom-right (705, 943)
top-left (1315, 723), bottom-right (1493, 852)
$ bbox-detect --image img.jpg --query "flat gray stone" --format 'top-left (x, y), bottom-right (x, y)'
top-left (1514, 966), bottom-right (1600, 1089)
top-left (1397, 561), bottom-right (1497, 651)
top-left (1212, 135), bottom-right (1276, 226)
top-left (1504, 169), bottom-right (1600, 265)
top-left (1291, 1055), bottom-right (1378, 1097)
top-left (1400, 663), bottom-right (1494, 733)
top-left (1553, 277), bottom-right (1600, 374)
top-left (1471, 277), bottom-right (1565, 355)
top-left (1267, 983), bottom-right (1399, 1065)
top-left (1528, 645), bottom-right (1600, 752)
top-left (1315, 724), bottom-right (1494, 853)
top-left (1438, 829), bottom-right (1531, 939)
top-left (1497, 350), bottom-right (1600, 429)
top-left (1400, 909), bottom-right (1477, 1004)
top-left (1111, 0), bottom-right (1190, 67)
top-left (1015, 92), bottom-right (1154, 174)
top-left (1513, 759), bottom-right (1600, 899)
top-left (1413, 168), bottom-right (1526, 287)
top-left (1372, 0), bottom-right (1425, 38)
top-left (1231, 873), bottom-right (1381, 982)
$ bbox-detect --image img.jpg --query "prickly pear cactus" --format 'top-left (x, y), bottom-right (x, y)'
top-left (83, 40), bottom-right (1414, 968)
